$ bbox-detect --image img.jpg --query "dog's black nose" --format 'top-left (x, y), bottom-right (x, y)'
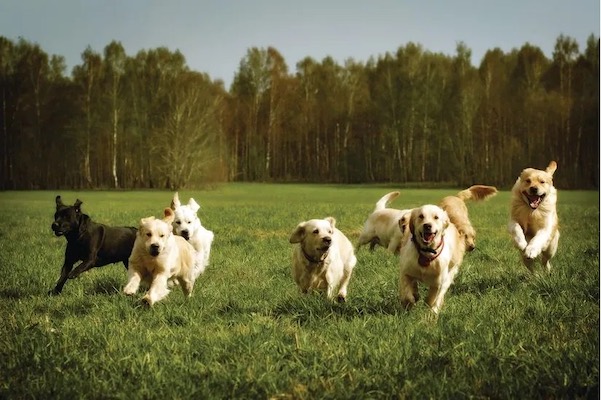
top-left (529, 187), bottom-right (538, 195)
top-left (323, 237), bottom-right (332, 245)
top-left (51, 222), bottom-right (59, 230)
top-left (149, 243), bottom-right (160, 256)
top-left (423, 223), bottom-right (432, 232)
top-left (181, 230), bottom-right (189, 239)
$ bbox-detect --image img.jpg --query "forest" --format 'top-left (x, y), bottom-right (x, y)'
top-left (0, 34), bottom-right (598, 190)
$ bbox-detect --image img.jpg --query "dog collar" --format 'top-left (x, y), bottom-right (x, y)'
top-left (412, 236), bottom-right (445, 267)
top-left (302, 248), bottom-right (329, 264)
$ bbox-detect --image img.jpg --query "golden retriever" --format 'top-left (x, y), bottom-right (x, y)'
top-left (124, 208), bottom-right (196, 306)
top-left (508, 161), bottom-right (559, 272)
top-left (398, 205), bottom-right (465, 314)
top-left (289, 217), bottom-right (357, 302)
top-left (439, 185), bottom-right (498, 251)
top-left (357, 191), bottom-right (412, 254)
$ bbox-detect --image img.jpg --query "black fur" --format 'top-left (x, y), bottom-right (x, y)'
top-left (49, 196), bottom-right (137, 295)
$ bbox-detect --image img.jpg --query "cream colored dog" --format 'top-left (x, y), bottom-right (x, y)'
top-left (508, 161), bottom-right (560, 272)
top-left (357, 191), bottom-right (412, 254)
top-left (170, 192), bottom-right (214, 279)
top-left (439, 185), bottom-right (498, 251)
top-left (289, 217), bottom-right (357, 302)
top-left (398, 205), bottom-right (464, 314)
top-left (124, 208), bottom-right (196, 306)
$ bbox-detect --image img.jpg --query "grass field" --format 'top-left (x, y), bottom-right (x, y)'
top-left (0, 184), bottom-right (598, 399)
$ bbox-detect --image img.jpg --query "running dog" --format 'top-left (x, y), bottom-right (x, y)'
top-left (439, 185), bottom-right (498, 252)
top-left (289, 217), bottom-right (357, 302)
top-left (508, 161), bottom-right (559, 272)
top-left (170, 192), bottom-right (214, 279)
top-left (50, 196), bottom-right (136, 295)
top-left (357, 191), bottom-right (411, 254)
top-left (124, 208), bottom-right (196, 306)
top-left (398, 205), bottom-right (464, 314)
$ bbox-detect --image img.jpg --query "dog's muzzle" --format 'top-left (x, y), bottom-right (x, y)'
top-left (51, 222), bottom-right (65, 236)
top-left (180, 230), bottom-right (190, 240)
top-left (319, 236), bottom-right (332, 251)
top-left (149, 244), bottom-right (160, 257)
top-left (523, 189), bottom-right (546, 209)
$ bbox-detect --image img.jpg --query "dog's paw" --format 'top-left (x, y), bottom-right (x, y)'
top-left (141, 295), bottom-right (154, 307)
top-left (524, 245), bottom-right (541, 259)
top-left (336, 294), bottom-right (346, 303)
top-left (48, 289), bottom-right (61, 296)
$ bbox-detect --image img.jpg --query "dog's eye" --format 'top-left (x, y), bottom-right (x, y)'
top-left (525, 179), bottom-right (531, 184)
top-left (146, 233), bottom-right (151, 237)
top-left (434, 215), bottom-right (439, 220)
top-left (418, 214), bottom-right (424, 220)
top-left (187, 221), bottom-right (191, 224)
top-left (160, 234), bottom-right (165, 238)
top-left (313, 229), bottom-right (319, 234)
top-left (539, 180), bottom-right (545, 184)
top-left (328, 230), bottom-right (333, 234)
top-left (176, 220), bottom-right (181, 225)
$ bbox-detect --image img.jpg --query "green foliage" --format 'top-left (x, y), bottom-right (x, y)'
top-left (0, 185), bottom-right (598, 398)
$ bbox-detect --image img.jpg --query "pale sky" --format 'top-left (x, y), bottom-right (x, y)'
top-left (1, 0), bottom-right (599, 89)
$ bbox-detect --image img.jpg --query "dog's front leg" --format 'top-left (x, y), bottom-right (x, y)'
top-left (123, 268), bottom-right (142, 296)
top-left (507, 220), bottom-right (528, 251)
top-left (399, 274), bottom-right (417, 309)
top-left (524, 221), bottom-right (553, 260)
top-left (49, 247), bottom-right (78, 295)
top-left (143, 274), bottom-right (170, 306)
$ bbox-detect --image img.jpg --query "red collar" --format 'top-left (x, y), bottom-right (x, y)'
top-left (412, 236), bottom-right (445, 267)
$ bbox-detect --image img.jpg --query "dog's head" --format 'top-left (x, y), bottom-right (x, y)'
top-left (138, 208), bottom-right (175, 257)
top-left (515, 161), bottom-right (557, 210)
top-left (458, 225), bottom-right (476, 252)
top-left (51, 196), bottom-right (83, 237)
top-left (170, 192), bottom-right (202, 241)
top-left (409, 205), bottom-right (449, 249)
top-left (289, 217), bottom-right (336, 258)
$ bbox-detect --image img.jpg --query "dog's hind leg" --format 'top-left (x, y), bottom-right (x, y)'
top-left (177, 277), bottom-right (194, 298)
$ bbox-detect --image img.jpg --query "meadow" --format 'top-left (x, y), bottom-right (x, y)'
top-left (0, 184), bottom-right (598, 399)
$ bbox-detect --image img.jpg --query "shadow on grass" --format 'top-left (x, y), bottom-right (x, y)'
top-left (86, 276), bottom-right (123, 296)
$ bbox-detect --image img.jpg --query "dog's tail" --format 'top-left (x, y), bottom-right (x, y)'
top-left (456, 185), bottom-right (498, 202)
top-left (374, 191), bottom-right (400, 211)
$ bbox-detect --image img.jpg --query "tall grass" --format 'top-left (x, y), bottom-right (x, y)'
top-left (0, 184), bottom-right (598, 399)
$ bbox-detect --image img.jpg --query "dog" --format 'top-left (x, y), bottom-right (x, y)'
top-left (289, 217), bottom-right (357, 302)
top-left (50, 196), bottom-right (137, 295)
top-left (124, 208), bottom-right (196, 306)
top-left (508, 161), bottom-right (560, 272)
top-left (170, 192), bottom-right (214, 279)
top-left (357, 191), bottom-right (412, 254)
top-left (439, 185), bottom-right (498, 252)
top-left (398, 205), bottom-right (464, 314)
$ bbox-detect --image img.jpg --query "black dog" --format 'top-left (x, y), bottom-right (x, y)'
top-left (50, 196), bottom-right (137, 295)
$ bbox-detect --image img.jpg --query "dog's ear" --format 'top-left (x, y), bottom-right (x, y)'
top-left (163, 207), bottom-right (175, 224)
top-left (74, 199), bottom-right (83, 213)
top-left (171, 192), bottom-right (181, 210)
top-left (546, 161), bottom-right (557, 176)
top-left (441, 210), bottom-right (450, 231)
top-left (139, 216), bottom-right (155, 231)
top-left (409, 209), bottom-right (418, 237)
top-left (55, 195), bottom-right (64, 209)
top-left (325, 217), bottom-right (336, 230)
top-left (289, 222), bottom-right (306, 244)
top-left (189, 198), bottom-right (200, 213)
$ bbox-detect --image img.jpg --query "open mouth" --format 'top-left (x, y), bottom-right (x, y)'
top-left (421, 231), bottom-right (436, 244)
top-left (523, 192), bottom-right (545, 209)
top-left (53, 230), bottom-right (65, 237)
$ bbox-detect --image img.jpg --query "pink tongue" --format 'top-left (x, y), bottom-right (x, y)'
top-left (528, 195), bottom-right (542, 209)
top-left (423, 232), bottom-right (435, 243)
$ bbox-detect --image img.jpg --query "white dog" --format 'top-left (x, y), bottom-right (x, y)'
top-left (289, 217), bottom-right (357, 302)
top-left (170, 192), bottom-right (214, 279)
top-left (124, 208), bottom-right (196, 306)
top-left (357, 191), bottom-right (412, 254)
top-left (508, 161), bottom-right (559, 272)
top-left (398, 205), bottom-right (464, 314)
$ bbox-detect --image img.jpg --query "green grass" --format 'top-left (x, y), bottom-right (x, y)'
top-left (0, 184), bottom-right (598, 399)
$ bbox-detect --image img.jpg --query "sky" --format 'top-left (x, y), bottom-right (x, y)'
top-left (1, 0), bottom-right (599, 88)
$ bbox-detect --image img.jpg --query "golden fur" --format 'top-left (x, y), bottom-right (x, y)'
top-left (508, 161), bottom-right (560, 272)
top-left (290, 217), bottom-right (357, 302)
top-left (357, 191), bottom-right (411, 254)
top-left (124, 208), bottom-right (196, 306)
top-left (398, 205), bottom-right (465, 314)
top-left (439, 185), bottom-right (498, 251)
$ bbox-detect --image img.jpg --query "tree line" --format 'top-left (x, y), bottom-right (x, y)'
top-left (0, 34), bottom-right (598, 190)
